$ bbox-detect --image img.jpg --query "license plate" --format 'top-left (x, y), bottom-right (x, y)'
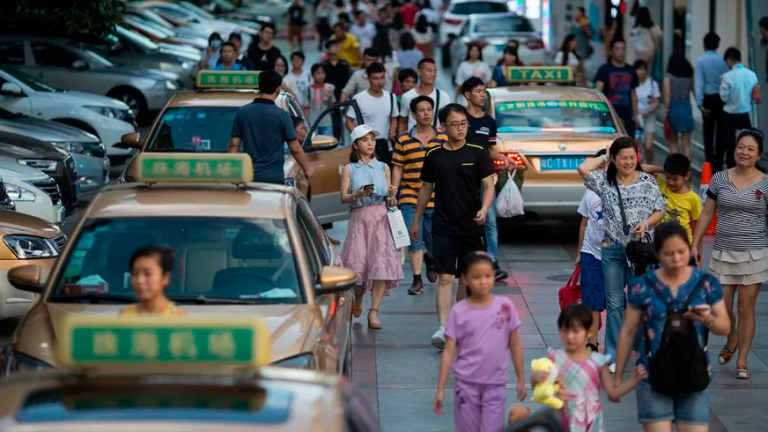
top-left (540, 156), bottom-right (586, 171)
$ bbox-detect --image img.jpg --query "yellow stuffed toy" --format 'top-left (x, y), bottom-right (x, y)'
top-left (530, 357), bottom-right (564, 410)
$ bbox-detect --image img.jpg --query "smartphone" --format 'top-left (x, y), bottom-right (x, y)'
top-left (363, 184), bottom-right (374, 191)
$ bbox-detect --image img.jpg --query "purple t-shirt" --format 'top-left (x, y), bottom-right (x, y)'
top-left (445, 296), bottom-right (521, 385)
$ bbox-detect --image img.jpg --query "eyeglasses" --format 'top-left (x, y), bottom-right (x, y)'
top-left (447, 121), bottom-right (469, 129)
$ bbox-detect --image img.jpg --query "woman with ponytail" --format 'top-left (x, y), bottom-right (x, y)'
top-left (577, 136), bottom-right (665, 373)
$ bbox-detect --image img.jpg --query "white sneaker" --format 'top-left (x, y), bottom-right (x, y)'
top-left (609, 363), bottom-right (616, 374)
top-left (431, 327), bottom-right (446, 350)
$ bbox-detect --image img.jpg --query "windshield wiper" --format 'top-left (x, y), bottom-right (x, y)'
top-left (168, 295), bottom-right (266, 305)
top-left (48, 293), bottom-right (135, 303)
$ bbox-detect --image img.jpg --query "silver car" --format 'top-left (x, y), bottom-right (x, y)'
top-left (0, 36), bottom-right (181, 122)
top-left (0, 108), bottom-right (108, 192)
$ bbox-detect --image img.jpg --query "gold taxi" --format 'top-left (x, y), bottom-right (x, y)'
top-left (1, 154), bottom-right (356, 377)
top-left (0, 315), bottom-right (379, 432)
top-left (116, 70), bottom-right (363, 225)
top-left (487, 66), bottom-right (626, 218)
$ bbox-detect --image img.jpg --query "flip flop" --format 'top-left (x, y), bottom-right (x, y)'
top-left (735, 365), bottom-right (750, 380)
top-left (718, 345), bottom-right (737, 365)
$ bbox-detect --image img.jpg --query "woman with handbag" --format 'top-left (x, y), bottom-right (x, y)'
top-left (577, 137), bottom-right (666, 373)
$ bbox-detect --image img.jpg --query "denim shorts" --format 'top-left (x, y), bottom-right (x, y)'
top-left (399, 204), bottom-right (432, 252)
top-left (636, 380), bottom-right (710, 425)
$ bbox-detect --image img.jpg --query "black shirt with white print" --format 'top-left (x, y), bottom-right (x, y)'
top-left (467, 114), bottom-right (497, 152)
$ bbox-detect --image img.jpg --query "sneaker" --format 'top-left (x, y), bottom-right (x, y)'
top-left (609, 363), bottom-right (616, 374)
top-left (426, 266), bottom-right (438, 283)
top-left (494, 262), bottom-right (509, 281)
top-left (431, 327), bottom-right (446, 350)
top-left (407, 279), bottom-right (424, 295)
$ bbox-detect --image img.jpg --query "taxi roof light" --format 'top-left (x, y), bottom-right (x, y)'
top-left (196, 70), bottom-right (260, 89)
top-left (504, 66), bottom-right (574, 84)
top-left (130, 153), bottom-right (254, 184)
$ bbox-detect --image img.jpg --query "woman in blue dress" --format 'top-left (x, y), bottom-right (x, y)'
top-left (488, 47), bottom-right (522, 88)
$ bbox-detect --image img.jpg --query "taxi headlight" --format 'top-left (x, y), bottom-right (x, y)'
top-left (273, 353), bottom-right (316, 370)
top-left (4, 183), bottom-right (36, 202)
top-left (4, 236), bottom-right (59, 259)
top-left (1, 348), bottom-right (52, 376)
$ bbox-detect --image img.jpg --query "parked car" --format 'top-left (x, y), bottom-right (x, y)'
top-left (0, 64), bottom-right (137, 162)
top-left (123, 15), bottom-right (209, 51)
top-left (0, 158), bottom-right (64, 224)
top-left (439, 0), bottom-right (510, 65)
top-left (0, 131), bottom-right (80, 211)
top-left (176, 1), bottom-right (263, 33)
top-left (0, 108), bottom-right (108, 192)
top-left (0, 37), bottom-right (182, 123)
top-left (124, 7), bottom-right (213, 41)
top-left (190, 0), bottom-right (275, 25)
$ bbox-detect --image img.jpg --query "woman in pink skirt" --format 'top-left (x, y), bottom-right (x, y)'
top-left (340, 124), bottom-right (404, 329)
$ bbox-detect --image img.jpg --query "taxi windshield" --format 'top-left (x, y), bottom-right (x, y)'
top-left (146, 107), bottom-right (239, 152)
top-left (52, 217), bottom-right (303, 304)
top-left (495, 101), bottom-right (616, 133)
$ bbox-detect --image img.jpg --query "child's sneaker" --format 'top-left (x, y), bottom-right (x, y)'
top-left (431, 326), bottom-right (446, 350)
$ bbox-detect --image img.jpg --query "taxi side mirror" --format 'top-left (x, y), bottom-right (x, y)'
top-left (8, 264), bottom-right (43, 294)
top-left (115, 132), bottom-right (141, 150)
top-left (315, 266), bottom-right (356, 294)
top-left (310, 135), bottom-right (339, 152)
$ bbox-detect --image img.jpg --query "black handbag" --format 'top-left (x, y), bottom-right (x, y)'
top-left (613, 181), bottom-right (657, 267)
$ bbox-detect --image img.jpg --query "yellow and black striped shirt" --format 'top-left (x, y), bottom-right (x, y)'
top-left (392, 128), bottom-right (448, 207)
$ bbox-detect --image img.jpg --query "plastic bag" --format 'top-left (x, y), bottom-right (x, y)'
top-left (496, 170), bottom-right (525, 218)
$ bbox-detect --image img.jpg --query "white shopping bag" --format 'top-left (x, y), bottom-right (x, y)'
top-left (387, 208), bottom-right (412, 249)
top-left (496, 170), bottom-right (525, 218)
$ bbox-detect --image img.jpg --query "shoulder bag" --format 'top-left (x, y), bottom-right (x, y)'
top-left (613, 181), bottom-right (657, 268)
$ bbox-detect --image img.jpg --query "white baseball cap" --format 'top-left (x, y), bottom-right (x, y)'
top-left (350, 124), bottom-right (381, 142)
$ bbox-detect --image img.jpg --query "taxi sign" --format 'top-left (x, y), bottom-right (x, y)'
top-left (132, 153), bottom-right (254, 183)
top-left (505, 66), bottom-right (574, 83)
top-left (57, 315), bottom-right (272, 367)
top-left (196, 70), bottom-right (260, 89)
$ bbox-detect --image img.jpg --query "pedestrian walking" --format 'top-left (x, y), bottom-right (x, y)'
top-left (346, 62), bottom-right (399, 164)
top-left (571, 6), bottom-right (592, 60)
top-left (396, 32), bottom-right (424, 72)
top-left (488, 47), bottom-right (523, 88)
top-left (273, 55), bottom-right (289, 75)
top-left (392, 95), bottom-right (444, 295)
top-left (199, 32), bottom-right (222, 70)
top-left (399, 59), bottom-right (450, 130)
top-left (213, 42), bottom-right (249, 71)
top-left (495, 40), bottom-right (524, 66)
top-left (633, 60), bottom-right (660, 163)
top-left (398, 68), bottom-right (418, 97)
top-left (389, 13), bottom-right (406, 51)
top-left (306, 63), bottom-right (336, 136)
top-left (413, 15), bottom-right (434, 58)
top-left (229, 70), bottom-right (313, 183)
top-left (433, 252), bottom-right (527, 432)
top-left (315, 0), bottom-right (334, 50)
top-left (554, 34), bottom-right (582, 69)
top-left (536, 304), bottom-right (645, 432)
top-left (692, 128), bottom-right (768, 380)
top-left (340, 124), bottom-right (403, 330)
top-left (615, 222), bottom-right (730, 430)
top-left (341, 48), bottom-right (393, 101)
top-left (120, 246), bottom-right (186, 316)
top-left (595, 38), bottom-right (639, 139)
top-left (719, 48), bottom-right (759, 168)
top-left (575, 149), bottom-right (608, 352)
top-left (577, 137), bottom-right (666, 372)
top-left (321, 40), bottom-right (352, 139)
top-left (399, 0), bottom-right (419, 28)
top-left (350, 10), bottom-right (377, 51)
top-left (695, 32), bottom-right (729, 169)
top-left (663, 53), bottom-right (695, 162)
top-left (410, 104), bottom-right (496, 349)
top-left (454, 42), bottom-right (491, 103)
top-left (284, 52), bottom-right (312, 108)
top-left (248, 23), bottom-right (282, 70)
top-left (332, 23), bottom-right (363, 68)
top-left (630, 7), bottom-right (662, 79)
top-left (287, 0), bottom-right (306, 52)
top-left (220, 33), bottom-right (255, 70)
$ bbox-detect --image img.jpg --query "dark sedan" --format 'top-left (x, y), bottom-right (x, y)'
top-left (0, 131), bottom-right (80, 212)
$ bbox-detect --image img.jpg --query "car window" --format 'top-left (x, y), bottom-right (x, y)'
top-left (450, 2), bottom-right (509, 15)
top-left (150, 5), bottom-right (194, 20)
top-left (0, 41), bottom-right (25, 66)
top-left (473, 16), bottom-right (535, 33)
top-left (31, 43), bottom-right (81, 68)
top-left (495, 101), bottom-right (617, 133)
top-left (52, 217), bottom-right (304, 304)
top-left (116, 26), bottom-right (159, 50)
top-left (295, 208), bottom-right (323, 276)
top-left (297, 198), bottom-right (332, 265)
top-left (146, 106), bottom-right (239, 152)
top-left (0, 65), bottom-right (55, 92)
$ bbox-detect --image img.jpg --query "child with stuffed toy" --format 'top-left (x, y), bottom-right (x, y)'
top-left (532, 303), bottom-right (646, 432)
top-left (433, 251), bottom-right (527, 432)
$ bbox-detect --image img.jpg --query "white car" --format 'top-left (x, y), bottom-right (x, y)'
top-left (0, 158), bottom-right (65, 225)
top-left (439, 0), bottom-right (510, 61)
top-left (0, 65), bottom-right (137, 162)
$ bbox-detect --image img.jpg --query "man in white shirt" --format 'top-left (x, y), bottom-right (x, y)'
top-left (719, 47), bottom-right (759, 168)
top-left (399, 58), bottom-right (451, 131)
top-left (346, 62), bottom-right (399, 164)
top-left (350, 10), bottom-right (377, 51)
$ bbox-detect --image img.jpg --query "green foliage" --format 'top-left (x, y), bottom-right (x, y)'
top-left (0, 0), bottom-right (125, 35)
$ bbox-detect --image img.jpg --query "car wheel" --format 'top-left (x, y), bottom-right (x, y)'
top-left (441, 44), bottom-right (452, 69)
top-left (341, 334), bottom-right (352, 379)
top-left (108, 88), bottom-right (148, 124)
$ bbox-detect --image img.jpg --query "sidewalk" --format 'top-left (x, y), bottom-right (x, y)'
top-left (327, 221), bottom-right (768, 432)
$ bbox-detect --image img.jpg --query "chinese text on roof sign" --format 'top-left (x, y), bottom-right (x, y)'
top-left (133, 153), bottom-right (254, 183)
top-left (496, 101), bottom-right (610, 112)
top-left (505, 66), bottom-right (574, 83)
top-left (196, 71), bottom-right (260, 89)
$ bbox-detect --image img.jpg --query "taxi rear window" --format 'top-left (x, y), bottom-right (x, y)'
top-left (147, 107), bottom-right (239, 153)
top-left (51, 217), bottom-right (304, 304)
top-left (495, 101), bottom-right (617, 133)
top-left (17, 386), bottom-right (291, 423)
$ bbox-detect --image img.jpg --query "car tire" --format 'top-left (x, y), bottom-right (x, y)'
top-left (441, 44), bottom-right (452, 69)
top-left (108, 87), bottom-right (148, 124)
top-left (341, 333), bottom-right (353, 379)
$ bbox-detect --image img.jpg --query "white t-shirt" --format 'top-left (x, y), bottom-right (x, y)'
top-left (553, 51), bottom-right (581, 69)
top-left (284, 70), bottom-right (312, 107)
top-left (347, 90), bottom-right (400, 138)
top-left (635, 78), bottom-right (660, 114)
top-left (455, 60), bottom-right (492, 86)
top-left (350, 21), bottom-right (377, 50)
top-left (578, 190), bottom-right (603, 260)
top-left (400, 87), bottom-right (451, 129)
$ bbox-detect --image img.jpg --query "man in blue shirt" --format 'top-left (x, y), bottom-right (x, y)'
top-left (719, 48), bottom-right (759, 168)
top-left (228, 70), bottom-right (313, 183)
top-left (595, 38), bottom-right (639, 138)
top-left (695, 33), bottom-right (729, 169)
top-left (213, 42), bottom-right (248, 71)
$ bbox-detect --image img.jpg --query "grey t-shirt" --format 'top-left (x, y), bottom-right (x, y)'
top-left (231, 98), bottom-right (296, 183)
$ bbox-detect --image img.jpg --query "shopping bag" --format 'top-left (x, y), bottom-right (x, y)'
top-left (557, 265), bottom-right (602, 330)
top-left (496, 170), bottom-right (525, 218)
top-left (387, 208), bottom-right (411, 249)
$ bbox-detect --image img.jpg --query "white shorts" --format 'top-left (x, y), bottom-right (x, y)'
top-left (641, 115), bottom-right (656, 135)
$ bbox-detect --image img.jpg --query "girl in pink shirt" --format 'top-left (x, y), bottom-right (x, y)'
top-left (433, 251), bottom-right (527, 432)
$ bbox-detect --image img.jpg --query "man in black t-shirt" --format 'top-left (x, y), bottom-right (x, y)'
top-left (411, 103), bottom-right (495, 350)
top-left (287, 0), bottom-right (305, 52)
top-left (321, 39), bottom-right (352, 140)
top-left (248, 23), bottom-right (283, 70)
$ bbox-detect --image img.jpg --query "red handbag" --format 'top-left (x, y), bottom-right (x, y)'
top-left (557, 265), bottom-right (602, 330)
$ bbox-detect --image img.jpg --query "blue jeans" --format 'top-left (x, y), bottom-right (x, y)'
top-left (484, 190), bottom-right (499, 262)
top-left (400, 204), bottom-right (433, 254)
top-left (636, 381), bottom-right (710, 425)
top-left (601, 241), bottom-right (633, 363)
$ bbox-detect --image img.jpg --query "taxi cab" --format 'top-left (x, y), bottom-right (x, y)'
top-left (1, 154), bottom-right (356, 377)
top-left (116, 70), bottom-right (363, 224)
top-left (0, 315), bottom-right (379, 431)
top-left (487, 66), bottom-right (625, 218)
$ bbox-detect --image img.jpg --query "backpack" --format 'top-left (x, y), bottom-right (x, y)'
top-left (642, 275), bottom-right (710, 396)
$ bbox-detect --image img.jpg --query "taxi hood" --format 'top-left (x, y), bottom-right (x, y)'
top-left (496, 132), bottom-right (618, 152)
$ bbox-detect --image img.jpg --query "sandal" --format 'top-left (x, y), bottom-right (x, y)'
top-left (718, 344), bottom-right (737, 365)
top-left (368, 308), bottom-right (382, 330)
top-left (735, 365), bottom-right (751, 379)
top-left (353, 294), bottom-right (364, 318)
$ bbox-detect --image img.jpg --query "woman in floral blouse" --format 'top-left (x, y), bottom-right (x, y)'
top-left (577, 136), bottom-right (666, 373)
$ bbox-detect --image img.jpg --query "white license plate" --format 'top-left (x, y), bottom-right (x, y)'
top-left (540, 156), bottom-right (586, 171)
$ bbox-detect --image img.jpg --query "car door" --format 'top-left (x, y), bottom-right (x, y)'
top-left (0, 44), bottom-right (34, 115)
top-left (303, 100), bottom-right (363, 225)
top-left (25, 42), bottom-right (85, 91)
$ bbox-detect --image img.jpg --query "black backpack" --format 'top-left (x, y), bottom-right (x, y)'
top-left (642, 275), bottom-right (710, 396)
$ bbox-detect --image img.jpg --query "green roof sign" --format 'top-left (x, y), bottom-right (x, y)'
top-left (505, 66), bottom-right (574, 83)
top-left (496, 100), bottom-right (610, 112)
top-left (196, 71), bottom-right (260, 89)
top-left (133, 153), bottom-right (253, 183)
top-left (58, 316), bottom-right (272, 367)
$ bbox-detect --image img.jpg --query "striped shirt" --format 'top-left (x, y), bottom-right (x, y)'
top-left (392, 127), bottom-right (447, 207)
top-left (706, 170), bottom-right (768, 251)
